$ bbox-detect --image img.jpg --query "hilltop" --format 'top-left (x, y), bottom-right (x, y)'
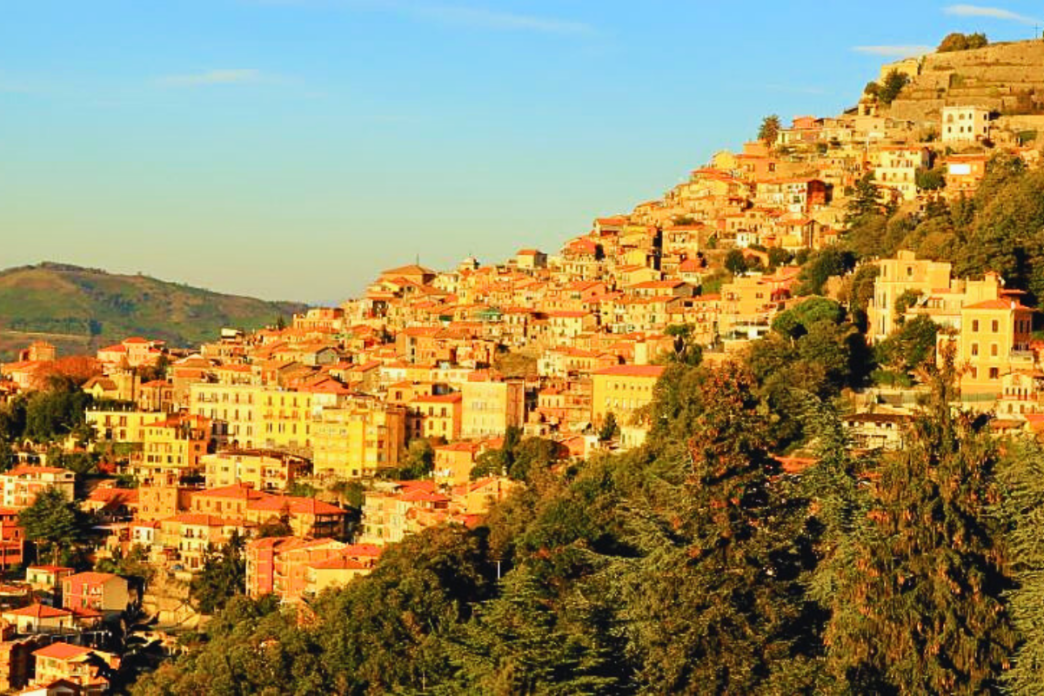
top-left (883, 39), bottom-right (1044, 123)
top-left (0, 263), bottom-right (306, 359)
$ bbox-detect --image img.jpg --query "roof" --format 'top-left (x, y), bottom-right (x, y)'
top-left (964, 299), bottom-right (1033, 311)
top-left (5, 603), bottom-right (71, 619)
top-left (33, 642), bottom-right (94, 660)
top-left (592, 365), bottom-right (666, 378)
top-left (65, 572), bottom-right (121, 586)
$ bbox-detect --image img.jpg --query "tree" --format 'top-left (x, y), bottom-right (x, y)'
top-left (794, 248), bottom-right (855, 297)
top-left (598, 412), bottom-right (618, 443)
top-left (874, 315), bottom-right (939, 376)
top-left (758, 114), bottom-right (782, 145)
top-left (612, 363), bottom-right (823, 692)
top-left (822, 354), bottom-right (1016, 693)
top-left (998, 439), bottom-right (1044, 694)
top-left (396, 439), bottom-right (435, 480)
top-left (916, 165), bottom-right (946, 191)
top-left (846, 172), bottom-right (885, 224)
top-left (938, 32), bottom-right (988, 52)
top-left (877, 69), bottom-right (910, 106)
top-left (724, 249), bottom-right (748, 276)
top-left (189, 531), bottom-right (246, 615)
top-left (19, 487), bottom-right (90, 565)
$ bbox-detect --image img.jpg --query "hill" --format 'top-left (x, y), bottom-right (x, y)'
top-left (0, 263), bottom-right (307, 359)
top-left (884, 39), bottom-right (1044, 122)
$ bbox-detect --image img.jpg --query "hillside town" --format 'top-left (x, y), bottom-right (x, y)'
top-left (4, 41), bottom-right (1044, 692)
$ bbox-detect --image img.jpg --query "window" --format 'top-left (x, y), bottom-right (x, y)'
top-left (991, 344), bottom-right (998, 357)
top-left (992, 320), bottom-right (999, 332)
top-left (971, 343), bottom-right (979, 356)
top-left (972, 320), bottom-right (979, 332)
top-left (990, 367), bottom-right (1000, 380)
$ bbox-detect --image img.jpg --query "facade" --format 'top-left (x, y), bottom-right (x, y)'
top-left (311, 403), bottom-right (407, 479)
top-left (201, 450), bottom-right (311, 492)
top-left (866, 251), bottom-right (954, 343)
top-left (590, 365), bottom-right (665, 426)
top-left (460, 378), bottom-right (525, 439)
top-left (61, 572), bottom-right (131, 614)
top-left (0, 468), bottom-right (75, 510)
top-left (941, 105), bottom-right (990, 144)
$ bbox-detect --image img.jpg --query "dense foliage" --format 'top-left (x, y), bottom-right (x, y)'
top-left (938, 32), bottom-right (989, 52)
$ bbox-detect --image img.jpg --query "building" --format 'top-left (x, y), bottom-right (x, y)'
top-left (311, 403), bottom-right (407, 479)
top-left (201, 450), bottom-right (311, 492)
top-left (60, 573), bottom-right (131, 615)
top-left (137, 414), bottom-right (211, 484)
top-left (460, 378), bottom-right (525, 439)
top-left (590, 364), bottom-right (665, 427)
top-left (0, 468), bottom-right (75, 510)
top-left (866, 251), bottom-right (954, 343)
top-left (84, 409), bottom-right (156, 444)
top-left (941, 105), bottom-right (990, 144)
top-left (31, 642), bottom-right (119, 691)
top-left (874, 146), bottom-right (930, 201)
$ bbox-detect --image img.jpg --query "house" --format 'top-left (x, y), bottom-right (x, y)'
top-left (61, 573), bottom-right (131, 615)
top-left (940, 105), bottom-right (990, 144)
top-left (590, 365), bottom-right (665, 427)
top-left (0, 468), bottom-right (75, 510)
top-left (1, 604), bottom-right (75, 635)
top-left (30, 642), bottom-right (119, 691)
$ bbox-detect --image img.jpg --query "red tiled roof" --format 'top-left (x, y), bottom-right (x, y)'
top-left (33, 642), bottom-right (93, 660)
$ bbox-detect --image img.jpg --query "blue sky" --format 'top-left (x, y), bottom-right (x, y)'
top-left (2, 1), bottom-right (1042, 303)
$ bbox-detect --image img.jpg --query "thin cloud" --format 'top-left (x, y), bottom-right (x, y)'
top-left (248, 0), bottom-right (594, 35)
top-left (944, 4), bottom-right (1041, 25)
top-left (159, 69), bottom-right (264, 87)
top-left (853, 45), bottom-right (933, 57)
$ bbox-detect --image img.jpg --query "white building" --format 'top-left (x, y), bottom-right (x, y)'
top-left (941, 105), bottom-right (990, 144)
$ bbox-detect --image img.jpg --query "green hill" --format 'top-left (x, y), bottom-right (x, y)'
top-left (0, 262), bottom-right (307, 359)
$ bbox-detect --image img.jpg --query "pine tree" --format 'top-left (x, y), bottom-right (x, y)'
top-left (997, 438), bottom-right (1044, 694)
top-left (448, 565), bottom-right (626, 694)
top-left (612, 363), bottom-right (821, 693)
top-left (822, 352), bottom-right (1016, 693)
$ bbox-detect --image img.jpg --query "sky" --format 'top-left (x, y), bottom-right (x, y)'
top-left (2, 1), bottom-right (1043, 304)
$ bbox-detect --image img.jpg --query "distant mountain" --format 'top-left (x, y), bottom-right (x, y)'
top-left (0, 263), bottom-right (308, 360)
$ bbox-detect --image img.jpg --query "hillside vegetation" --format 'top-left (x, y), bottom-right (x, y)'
top-left (0, 263), bottom-right (305, 359)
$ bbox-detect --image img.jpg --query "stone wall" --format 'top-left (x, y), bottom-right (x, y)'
top-left (885, 40), bottom-right (1044, 123)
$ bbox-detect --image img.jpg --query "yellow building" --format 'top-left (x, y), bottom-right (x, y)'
top-left (719, 275), bottom-right (777, 339)
top-left (189, 383), bottom-right (258, 447)
top-left (189, 383), bottom-right (313, 449)
top-left (202, 450), bottom-right (311, 492)
top-left (312, 403), bottom-right (407, 479)
top-left (955, 294), bottom-right (1035, 397)
top-left (867, 251), bottom-right (954, 343)
top-left (85, 409), bottom-right (156, 444)
top-left (137, 414), bottom-right (211, 484)
top-left (257, 389), bottom-right (313, 449)
top-left (461, 378), bottom-right (525, 439)
top-left (873, 146), bottom-right (930, 201)
top-left (590, 364), bottom-right (665, 426)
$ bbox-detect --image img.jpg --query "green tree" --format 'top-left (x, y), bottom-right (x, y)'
top-left (189, 531), bottom-right (246, 615)
top-left (998, 439), bottom-right (1044, 694)
top-left (938, 31), bottom-right (988, 52)
top-left (597, 412), bottom-right (618, 443)
top-left (612, 364), bottom-right (823, 692)
top-left (877, 69), bottom-right (910, 106)
top-left (874, 315), bottom-right (939, 377)
top-left (397, 438), bottom-right (436, 480)
top-left (916, 165), bottom-right (946, 191)
top-left (19, 486), bottom-right (90, 565)
top-left (724, 249), bottom-right (748, 276)
top-left (795, 248), bottom-right (855, 296)
top-left (822, 355), bottom-right (1016, 693)
top-left (758, 114), bottom-right (782, 145)
top-left (846, 172), bottom-right (886, 223)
